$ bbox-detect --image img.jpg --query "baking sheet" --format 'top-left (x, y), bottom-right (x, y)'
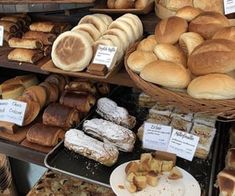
top-left (45, 87), bottom-right (223, 195)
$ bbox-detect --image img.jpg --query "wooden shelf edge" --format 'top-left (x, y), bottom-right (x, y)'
top-left (0, 0), bottom-right (94, 3)
top-left (0, 138), bottom-right (46, 166)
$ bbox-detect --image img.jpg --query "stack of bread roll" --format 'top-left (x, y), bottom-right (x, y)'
top-left (0, 14), bottom-right (31, 43)
top-left (8, 21), bottom-right (70, 64)
top-left (52, 13), bottom-right (143, 73)
top-left (107, 0), bottom-right (153, 9)
top-left (127, 7), bottom-right (235, 100)
top-left (155, 0), bottom-right (224, 19)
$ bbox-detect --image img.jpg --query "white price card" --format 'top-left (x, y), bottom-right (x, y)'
top-left (167, 129), bottom-right (199, 161)
top-left (0, 26), bottom-right (4, 46)
top-left (143, 122), bottom-right (172, 151)
top-left (224, 0), bottom-right (235, 14)
top-left (4, 100), bottom-right (27, 126)
top-left (92, 45), bottom-right (117, 68)
top-left (0, 100), bottom-right (9, 121)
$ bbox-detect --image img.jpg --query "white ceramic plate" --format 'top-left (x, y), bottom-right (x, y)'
top-left (110, 161), bottom-right (201, 196)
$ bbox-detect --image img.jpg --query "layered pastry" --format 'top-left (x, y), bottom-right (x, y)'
top-left (65, 81), bottom-right (97, 95)
top-left (226, 148), bottom-right (235, 170)
top-left (83, 118), bottom-right (136, 152)
top-left (193, 113), bottom-right (217, 127)
top-left (217, 169), bottom-right (235, 196)
top-left (64, 129), bottom-right (119, 166)
top-left (96, 97), bottom-right (136, 129)
top-left (43, 103), bottom-right (80, 129)
top-left (171, 108), bottom-right (193, 122)
top-left (170, 116), bottom-right (192, 132)
top-left (138, 92), bottom-right (157, 108)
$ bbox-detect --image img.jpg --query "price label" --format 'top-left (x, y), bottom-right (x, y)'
top-left (167, 129), bottom-right (199, 161)
top-left (1, 100), bottom-right (27, 126)
top-left (224, 0), bottom-right (235, 14)
top-left (0, 26), bottom-right (4, 46)
top-left (143, 122), bottom-right (172, 151)
top-left (92, 45), bottom-right (117, 68)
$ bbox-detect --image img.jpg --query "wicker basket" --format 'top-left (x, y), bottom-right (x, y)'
top-left (124, 42), bottom-right (235, 120)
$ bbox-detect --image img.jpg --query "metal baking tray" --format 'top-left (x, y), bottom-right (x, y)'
top-left (44, 87), bottom-right (223, 195)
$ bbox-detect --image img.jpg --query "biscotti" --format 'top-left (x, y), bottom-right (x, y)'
top-left (64, 129), bottom-right (119, 166)
top-left (96, 97), bottom-right (136, 129)
top-left (83, 118), bottom-right (136, 152)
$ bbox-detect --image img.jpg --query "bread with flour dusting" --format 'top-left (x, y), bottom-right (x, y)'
top-left (96, 97), bottom-right (136, 129)
top-left (83, 118), bottom-right (136, 152)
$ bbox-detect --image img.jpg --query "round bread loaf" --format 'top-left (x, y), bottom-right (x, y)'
top-left (109, 20), bottom-right (135, 43)
top-left (213, 27), bottom-right (235, 42)
top-left (187, 74), bottom-right (235, 99)
top-left (127, 50), bottom-right (158, 73)
top-left (93, 14), bottom-right (113, 26)
top-left (78, 15), bottom-right (107, 34)
top-left (70, 28), bottom-right (94, 44)
top-left (188, 39), bottom-right (235, 76)
top-left (52, 31), bottom-right (92, 72)
top-left (104, 28), bottom-right (129, 50)
top-left (155, 16), bottom-right (188, 44)
top-left (137, 36), bottom-right (158, 52)
top-left (72, 24), bottom-right (101, 41)
top-left (175, 6), bottom-right (202, 21)
top-left (140, 60), bottom-right (191, 88)
top-left (188, 11), bottom-right (230, 39)
top-left (153, 43), bottom-right (186, 67)
top-left (179, 32), bottom-right (204, 55)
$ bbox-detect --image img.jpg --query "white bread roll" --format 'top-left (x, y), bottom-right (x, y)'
top-left (137, 37), bottom-right (157, 52)
top-left (187, 74), bottom-right (235, 99)
top-left (213, 27), bottom-right (235, 42)
top-left (70, 29), bottom-right (94, 44)
top-left (78, 15), bottom-right (107, 34)
top-left (189, 11), bottom-right (230, 39)
top-left (155, 16), bottom-right (188, 44)
top-left (175, 6), bottom-right (202, 21)
top-left (159, 0), bottom-right (193, 11)
top-left (154, 43), bottom-right (186, 67)
top-left (93, 14), bottom-right (113, 26)
top-left (140, 60), bottom-right (191, 89)
top-left (179, 32), bottom-right (204, 55)
top-left (52, 31), bottom-right (92, 71)
top-left (127, 50), bottom-right (158, 73)
top-left (72, 24), bottom-right (101, 41)
top-left (104, 28), bottom-right (129, 50)
top-left (188, 39), bottom-right (235, 76)
top-left (109, 20), bottom-right (135, 43)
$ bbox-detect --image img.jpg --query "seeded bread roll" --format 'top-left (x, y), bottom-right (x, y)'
top-left (155, 16), bottom-right (188, 44)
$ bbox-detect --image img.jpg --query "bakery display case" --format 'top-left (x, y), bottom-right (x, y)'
top-left (0, 0), bottom-right (234, 195)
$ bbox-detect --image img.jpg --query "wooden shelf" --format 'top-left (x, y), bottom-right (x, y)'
top-left (0, 138), bottom-right (46, 166)
top-left (0, 0), bottom-right (94, 3)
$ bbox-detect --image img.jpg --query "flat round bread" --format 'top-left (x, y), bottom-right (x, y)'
top-left (78, 15), bottom-right (107, 34)
top-left (93, 14), bottom-right (113, 26)
top-left (72, 23), bottom-right (101, 41)
top-left (122, 13), bottom-right (143, 37)
top-left (52, 31), bottom-right (92, 72)
top-left (71, 27), bottom-right (94, 44)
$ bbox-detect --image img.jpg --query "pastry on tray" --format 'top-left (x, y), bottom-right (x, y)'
top-left (96, 97), bottom-right (136, 129)
top-left (83, 118), bottom-right (136, 152)
top-left (64, 129), bottom-right (119, 166)
top-left (170, 116), bottom-right (192, 132)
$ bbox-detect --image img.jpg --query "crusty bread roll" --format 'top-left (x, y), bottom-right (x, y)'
top-left (93, 14), bottom-right (113, 26)
top-left (137, 37), bottom-right (158, 52)
top-left (153, 43), bottom-right (186, 67)
top-left (127, 50), bottom-right (158, 73)
top-left (135, 0), bottom-right (151, 9)
top-left (189, 12), bottom-right (230, 39)
top-left (114, 0), bottom-right (135, 9)
top-left (2, 84), bottom-right (25, 99)
top-left (193, 0), bottom-right (224, 14)
top-left (78, 15), bottom-right (107, 34)
top-left (52, 31), bottom-right (92, 72)
top-left (175, 6), bottom-right (202, 21)
top-left (159, 0), bottom-right (193, 11)
top-left (8, 38), bottom-right (43, 50)
top-left (155, 3), bottom-right (176, 19)
top-left (187, 74), bottom-right (235, 99)
top-left (104, 28), bottom-right (129, 50)
top-left (179, 32), bottom-right (204, 55)
top-left (213, 27), bottom-right (235, 42)
top-left (155, 16), bottom-right (188, 44)
top-left (71, 24), bottom-right (101, 41)
top-left (188, 39), bottom-right (235, 76)
top-left (140, 60), bottom-right (191, 89)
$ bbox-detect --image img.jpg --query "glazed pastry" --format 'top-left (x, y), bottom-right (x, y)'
top-left (39, 82), bottom-right (59, 104)
top-left (27, 123), bottom-right (65, 147)
top-left (96, 97), bottom-right (136, 129)
top-left (45, 74), bottom-right (67, 94)
top-left (43, 103), bottom-right (80, 129)
top-left (60, 91), bottom-right (96, 113)
top-left (64, 129), bottom-right (119, 166)
top-left (83, 118), bottom-right (136, 152)
top-left (65, 81), bottom-right (97, 95)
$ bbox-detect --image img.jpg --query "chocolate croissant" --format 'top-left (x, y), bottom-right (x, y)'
top-left (42, 103), bottom-right (80, 129)
top-left (27, 123), bottom-right (65, 147)
top-left (65, 81), bottom-right (97, 95)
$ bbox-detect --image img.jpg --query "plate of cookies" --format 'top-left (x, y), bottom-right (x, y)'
top-left (110, 152), bottom-right (201, 196)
